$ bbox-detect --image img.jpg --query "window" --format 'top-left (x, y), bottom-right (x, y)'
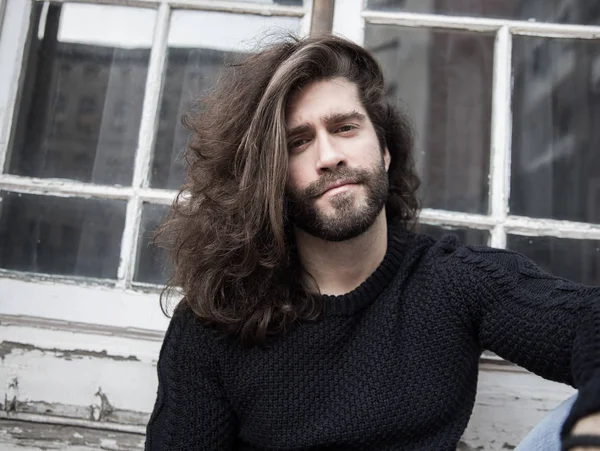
top-left (0, 0), bottom-right (311, 331)
top-left (1, 0), bottom-right (598, 330)
top-left (2, 0), bottom-right (599, 327)
top-left (333, 0), bottom-right (600, 285)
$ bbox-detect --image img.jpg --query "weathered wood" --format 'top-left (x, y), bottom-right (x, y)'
top-left (10, 400), bottom-right (149, 427)
top-left (310, 0), bottom-right (334, 35)
top-left (461, 363), bottom-right (576, 450)
top-left (0, 418), bottom-right (144, 450)
top-left (0, 322), bottom-right (160, 420)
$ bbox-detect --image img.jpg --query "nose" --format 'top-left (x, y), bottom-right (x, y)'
top-left (315, 133), bottom-right (346, 174)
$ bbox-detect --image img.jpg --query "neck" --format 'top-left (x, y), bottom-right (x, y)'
top-left (293, 211), bottom-right (389, 296)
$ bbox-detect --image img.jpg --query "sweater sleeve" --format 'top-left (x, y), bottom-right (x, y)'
top-left (145, 306), bottom-right (237, 450)
top-left (438, 239), bottom-right (600, 438)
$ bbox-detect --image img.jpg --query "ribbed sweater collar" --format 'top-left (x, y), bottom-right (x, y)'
top-left (320, 224), bottom-right (413, 317)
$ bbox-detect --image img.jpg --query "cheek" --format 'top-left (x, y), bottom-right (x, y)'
top-left (351, 134), bottom-right (381, 164)
top-left (357, 148), bottom-right (381, 169)
top-left (286, 160), bottom-right (303, 193)
top-left (286, 156), bottom-right (313, 193)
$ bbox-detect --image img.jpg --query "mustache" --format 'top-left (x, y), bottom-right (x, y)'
top-left (303, 168), bottom-right (370, 199)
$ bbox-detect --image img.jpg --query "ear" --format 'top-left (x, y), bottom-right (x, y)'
top-left (383, 147), bottom-right (391, 171)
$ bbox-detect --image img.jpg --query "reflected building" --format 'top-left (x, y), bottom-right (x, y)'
top-left (8, 2), bottom-right (150, 185)
top-left (367, 0), bottom-right (515, 214)
top-left (423, 0), bottom-right (508, 214)
top-left (153, 47), bottom-right (245, 190)
top-left (512, 0), bottom-right (600, 222)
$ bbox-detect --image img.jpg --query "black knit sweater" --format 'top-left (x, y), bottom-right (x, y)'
top-left (145, 228), bottom-right (600, 450)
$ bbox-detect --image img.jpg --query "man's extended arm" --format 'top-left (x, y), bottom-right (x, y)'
top-left (437, 239), bottom-right (600, 443)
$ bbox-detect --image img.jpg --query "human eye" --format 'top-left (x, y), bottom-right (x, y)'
top-left (289, 138), bottom-right (310, 151)
top-left (336, 124), bottom-right (358, 134)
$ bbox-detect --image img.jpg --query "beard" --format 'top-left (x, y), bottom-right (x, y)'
top-left (286, 158), bottom-right (389, 242)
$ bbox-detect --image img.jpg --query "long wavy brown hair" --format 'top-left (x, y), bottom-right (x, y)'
top-left (155, 34), bottom-right (420, 346)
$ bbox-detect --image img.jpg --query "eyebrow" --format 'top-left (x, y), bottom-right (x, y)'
top-left (323, 110), bottom-right (366, 125)
top-left (286, 110), bottom-right (366, 137)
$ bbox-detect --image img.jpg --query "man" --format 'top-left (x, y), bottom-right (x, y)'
top-left (146, 35), bottom-right (600, 450)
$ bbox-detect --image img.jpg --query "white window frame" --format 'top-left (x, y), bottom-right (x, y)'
top-left (332, 0), bottom-right (600, 250)
top-left (0, 0), bottom-right (313, 332)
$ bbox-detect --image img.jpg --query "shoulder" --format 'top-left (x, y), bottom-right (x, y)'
top-left (166, 301), bottom-right (205, 340)
top-left (417, 233), bottom-right (589, 299)
top-left (416, 232), bottom-right (559, 282)
top-left (161, 302), bottom-right (228, 364)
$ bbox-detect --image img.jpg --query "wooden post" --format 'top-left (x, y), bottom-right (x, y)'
top-left (310, 0), bottom-right (335, 35)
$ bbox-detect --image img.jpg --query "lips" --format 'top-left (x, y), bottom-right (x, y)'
top-left (321, 180), bottom-right (356, 196)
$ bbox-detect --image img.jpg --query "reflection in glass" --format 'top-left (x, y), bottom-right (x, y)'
top-left (508, 235), bottom-right (600, 285)
top-left (7, 3), bottom-right (155, 185)
top-left (366, 0), bottom-right (600, 26)
top-left (418, 224), bottom-right (489, 246)
top-left (134, 203), bottom-right (171, 285)
top-left (151, 10), bottom-right (302, 190)
top-left (365, 25), bottom-right (493, 213)
top-left (511, 36), bottom-right (600, 223)
top-left (0, 191), bottom-right (126, 278)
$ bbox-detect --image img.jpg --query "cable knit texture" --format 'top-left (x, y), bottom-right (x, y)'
top-left (145, 228), bottom-right (600, 450)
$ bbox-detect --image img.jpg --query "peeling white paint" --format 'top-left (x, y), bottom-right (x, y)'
top-left (117, 1), bottom-right (170, 290)
top-left (489, 25), bottom-right (512, 249)
top-left (0, 174), bottom-right (176, 204)
top-left (0, 322), bottom-right (161, 416)
top-left (504, 216), bottom-right (600, 239)
top-left (0, 418), bottom-right (145, 450)
top-left (99, 438), bottom-right (119, 450)
top-left (0, 279), bottom-right (170, 331)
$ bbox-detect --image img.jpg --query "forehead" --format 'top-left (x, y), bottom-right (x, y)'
top-left (286, 77), bottom-right (364, 127)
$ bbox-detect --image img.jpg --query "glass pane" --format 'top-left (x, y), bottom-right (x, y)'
top-left (0, 191), bottom-right (126, 278)
top-left (507, 235), bottom-right (600, 285)
top-left (419, 224), bottom-right (489, 246)
top-left (511, 36), bottom-right (600, 223)
top-left (151, 10), bottom-right (302, 190)
top-left (364, 25), bottom-right (493, 214)
top-left (366, 0), bottom-right (600, 25)
top-left (7, 3), bottom-right (155, 185)
top-left (134, 203), bottom-right (171, 285)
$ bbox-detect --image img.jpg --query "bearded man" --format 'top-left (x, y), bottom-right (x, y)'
top-left (145, 35), bottom-right (600, 451)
